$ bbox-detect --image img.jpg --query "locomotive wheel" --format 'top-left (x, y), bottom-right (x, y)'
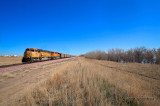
top-left (39, 57), bottom-right (42, 61)
top-left (22, 58), bottom-right (25, 62)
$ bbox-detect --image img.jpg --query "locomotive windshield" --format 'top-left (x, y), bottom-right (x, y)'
top-left (26, 49), bottom-right (34, 52)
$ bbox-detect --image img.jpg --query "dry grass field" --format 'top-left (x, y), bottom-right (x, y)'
top-left (2, 57), bottom-right (159, 106)
top-left (0, 57), bottom-right (22, 66)
top-left (0, 59), bottom-right (73, 105)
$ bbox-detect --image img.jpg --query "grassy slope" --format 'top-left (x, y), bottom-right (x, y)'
top-left (10, 57), bottom-right (160, 106)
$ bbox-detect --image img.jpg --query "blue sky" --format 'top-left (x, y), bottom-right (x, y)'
top-left (0, 0), bottom-right (160, 55)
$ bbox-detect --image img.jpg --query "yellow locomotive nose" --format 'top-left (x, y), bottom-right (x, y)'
top-left (24, 51), bottom-right (31, 58)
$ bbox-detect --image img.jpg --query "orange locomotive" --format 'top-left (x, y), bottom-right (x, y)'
top-left (22, 48), bottom-right (41, 62)
top-left (51, 52), bottom-right (60, 59)
top-left (22, 48), bottom-right (71, 63)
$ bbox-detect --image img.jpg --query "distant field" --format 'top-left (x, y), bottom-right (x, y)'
top-left (0, 57), bottom-right (22, 66)
top-left (3, 57), bottom-right (158, 106)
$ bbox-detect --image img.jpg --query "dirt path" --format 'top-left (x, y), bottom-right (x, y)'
top-left (0, 58), bottom-right (75, 105)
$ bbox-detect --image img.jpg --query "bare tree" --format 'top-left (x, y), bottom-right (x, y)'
top-left (126, 49), bottom-right (135, 62)
top-left (83, 47), bottom-right (160, 65)
top-left (107, 49), bottom-right (117, 61)
top-left (156, 48), bottom-right (160, 64)
top-left (133, 47), bottom-right (147, 63)
top-left (84, 50), bottom-right (107, 60)
top-left (145, 49), bottom-right (155, 64)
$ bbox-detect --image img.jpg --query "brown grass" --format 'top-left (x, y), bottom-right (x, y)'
top-left (0, 79), bottom-right (3, 82)
top-left (9, 57), bottom-right (160, 106)
top-left (1, 72), bottom-right (15, 78)
top-left (24, 70), bottom-right (30, 73)
top-left (0, 57), bottom-right (22, 66)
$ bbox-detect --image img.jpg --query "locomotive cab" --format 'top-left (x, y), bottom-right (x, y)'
top-left (22, 48), bottom-right (41, 62)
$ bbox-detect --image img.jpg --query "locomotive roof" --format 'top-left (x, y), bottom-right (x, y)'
top-left (26, 48), bottom-right (63, 54)
top-left (26, 48), bottom-right (38, 50)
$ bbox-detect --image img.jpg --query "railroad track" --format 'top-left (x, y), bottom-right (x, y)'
top-left (0, 58), bottom-right (71, 68)
top-left (0, 63), bottom-right (26, 68)
top-left (0, 58), bottom-right (74, 74)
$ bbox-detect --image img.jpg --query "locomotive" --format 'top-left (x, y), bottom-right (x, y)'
top-left (22, 48), bottom-right (71, 63)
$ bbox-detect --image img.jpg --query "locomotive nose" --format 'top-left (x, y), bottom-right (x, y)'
top-left (24, 51), bottom-right (31, 57)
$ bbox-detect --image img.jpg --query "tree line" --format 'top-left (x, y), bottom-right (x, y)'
top-left (84, 47), bottom-right (160, 64)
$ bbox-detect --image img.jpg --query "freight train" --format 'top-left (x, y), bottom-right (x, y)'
top-left (22, 48), bottom-right (71, 63)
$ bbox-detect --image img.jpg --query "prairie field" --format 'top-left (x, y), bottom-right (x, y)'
top-left (0, 57), bottom-right (22, 66)
top-left (3, 57), bottom-right (159, 106)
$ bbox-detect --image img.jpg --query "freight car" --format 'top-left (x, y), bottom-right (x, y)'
top-left (22, 48), bottom-right (71, 63)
